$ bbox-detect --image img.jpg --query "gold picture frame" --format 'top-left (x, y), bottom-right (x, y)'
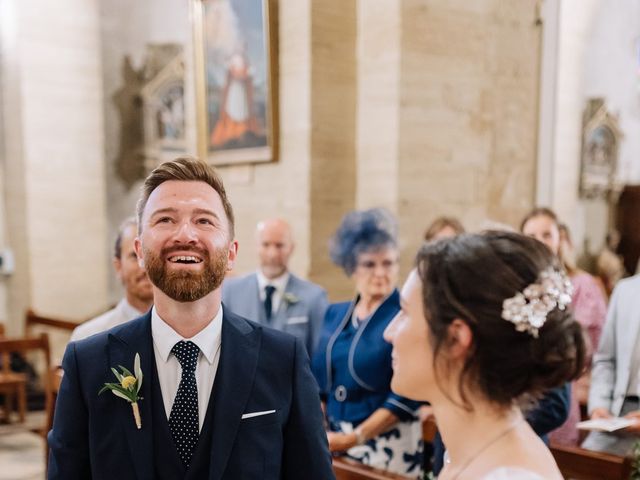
top-left (192, 0), bottom-right (278, 166)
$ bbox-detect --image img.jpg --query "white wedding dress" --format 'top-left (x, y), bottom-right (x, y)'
top-left (481, 467), bottom-right (545, 479)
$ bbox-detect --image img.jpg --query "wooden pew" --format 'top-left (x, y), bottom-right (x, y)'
top-left (25, 309), bottom-right (79, 334)
top-left (333, 457), bottom-right (413, 480)
top-left (0, 333), bottom-right (51, 424)
top-left (550, 443), bottom-right (633, 480)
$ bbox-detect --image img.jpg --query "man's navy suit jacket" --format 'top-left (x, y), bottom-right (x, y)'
top-left (47, 308), bottom-right (334, 480)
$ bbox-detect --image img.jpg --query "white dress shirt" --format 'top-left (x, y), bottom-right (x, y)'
top-left (70, 298), bottom-right (145, 342)
top-left (256, 270), bottom-right (290, 315)
top-left (151, 305), bottom-right (223, 432)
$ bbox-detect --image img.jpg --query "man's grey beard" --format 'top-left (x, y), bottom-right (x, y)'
top-left (144, 244), bottom-right (228, 302)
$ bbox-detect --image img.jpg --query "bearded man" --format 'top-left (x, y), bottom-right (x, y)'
top-left (48, 157), bottom-right (334, 480)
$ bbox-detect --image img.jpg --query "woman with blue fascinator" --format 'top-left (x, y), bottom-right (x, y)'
top-left (312, 208), bottom-right (423, 477)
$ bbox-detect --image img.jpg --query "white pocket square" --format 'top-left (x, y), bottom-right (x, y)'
top-left (286, 316), bottom-right (308, 325)
top-left (241, 409), bottom-right (276, 419)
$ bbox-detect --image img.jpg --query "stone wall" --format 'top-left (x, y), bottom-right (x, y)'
top-left (0, 0), bottom-right (545, 325)
top-left (99, 0), bottom-right (543, 300)
top-left (0, 0), bottom-right (109, 338)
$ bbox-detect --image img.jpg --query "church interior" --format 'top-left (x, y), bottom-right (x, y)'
top-left (1, 0), bottom-right (640, 478)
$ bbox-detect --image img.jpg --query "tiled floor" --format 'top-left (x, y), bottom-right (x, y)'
top-left (0, 413), bottom-right (46, 480)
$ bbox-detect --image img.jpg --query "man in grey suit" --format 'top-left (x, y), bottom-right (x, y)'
top-left (583, 274), bottom-right (640, 455)
top-left (222, 218), bottom-right (328, 355)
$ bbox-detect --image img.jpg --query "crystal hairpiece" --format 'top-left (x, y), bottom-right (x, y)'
top-left (501, 267), bottom-right (573, 338)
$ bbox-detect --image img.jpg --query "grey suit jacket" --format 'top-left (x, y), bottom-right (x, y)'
top-left (589, 274), bottom-right (640, 416)
top-left (222, 272), bottom-right (328, 355)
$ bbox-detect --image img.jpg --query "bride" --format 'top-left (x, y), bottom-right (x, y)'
top-left (384, 231), bottom-right (586, 479)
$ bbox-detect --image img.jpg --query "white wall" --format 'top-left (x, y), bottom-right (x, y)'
top-left (0, 0), bottom-right (109, 338)
top-left (583, 0), bottom-right (640, 183)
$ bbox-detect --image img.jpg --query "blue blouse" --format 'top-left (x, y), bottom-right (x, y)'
top-left (312, 289), bottom-right (420, 426)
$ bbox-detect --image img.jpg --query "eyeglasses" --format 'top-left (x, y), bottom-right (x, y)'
top-left (356, 259), bottom-right (398, 271)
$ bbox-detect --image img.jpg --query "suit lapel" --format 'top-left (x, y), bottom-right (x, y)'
top-left (107, 312), bottom-right (155, 480)
top-left (209, 311), bottom-right (260, 480)
top-left (249, 274), bottom-right (266, 323)
top-left (271, 275), bottom-right (296, 329)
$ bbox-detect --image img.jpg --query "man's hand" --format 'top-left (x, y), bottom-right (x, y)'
top-left (327, 431), bottom-right (357, 452)
top-left (590, 408), bottom-right (612, 419)
top-left (623, 410), bottom-right (640, 434)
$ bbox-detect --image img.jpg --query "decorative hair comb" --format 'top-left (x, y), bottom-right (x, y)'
top-left (501, 267), bottom-right (573, 338)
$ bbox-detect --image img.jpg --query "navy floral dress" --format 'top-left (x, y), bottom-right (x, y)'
top-left (312, 290), bottom-right (423, 477)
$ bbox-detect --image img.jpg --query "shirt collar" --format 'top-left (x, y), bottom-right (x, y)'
top-left (256, 269), bottom-right (290, 293)
top-left (120, 297), bottom-right (147, 318)
top-left (151, 304), bottom-right (223, 365)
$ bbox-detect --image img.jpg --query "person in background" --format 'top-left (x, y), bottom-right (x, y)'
top-left (596, 230), bottom-right (626, 298)
top-left (222, 218), bottom-right (328, 355)
top-left (313, 208), bottom-right (423, 478)
top-left (583, 271), bottom-right (640, 456)
top-left (521, 207), bottom-right (607, 446)
top-left (385, 232), bottom-right (586, 479)
top-left (70, 217), bottom-right (153, 342)
top-left (423, 216), bottom-right (465, 242)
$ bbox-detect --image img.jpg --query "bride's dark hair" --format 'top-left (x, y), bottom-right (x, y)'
top-left (416, 230), bottom-right (586, 408)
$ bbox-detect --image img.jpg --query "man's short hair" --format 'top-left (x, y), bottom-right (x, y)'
top-left (136, 156), bottom-right (235, 238)
top-left (114, 217), bottom-right (138, 260)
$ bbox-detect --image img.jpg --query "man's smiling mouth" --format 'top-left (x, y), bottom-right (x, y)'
top-left (168, 255), bottom-right (203, 264)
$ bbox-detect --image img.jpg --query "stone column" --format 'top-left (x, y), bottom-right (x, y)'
top-left (396, 0), bottom-right (542, 272)
top-left (307, 0), bottom-right (358, 300)
top-left (0, 0), bottom-right (109, 334)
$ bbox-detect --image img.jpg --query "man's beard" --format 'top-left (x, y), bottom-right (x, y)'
top-left (144, 244), bottom-right (228, 302)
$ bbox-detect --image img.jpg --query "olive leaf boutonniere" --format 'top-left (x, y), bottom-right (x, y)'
top-left (99, 353), bottom-right (143, 429)
top-left (283, 292), bottom-right (299, 306)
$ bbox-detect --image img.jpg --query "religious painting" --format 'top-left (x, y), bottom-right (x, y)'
top-left (192, 0), bottom-right (277, 165)
top-left (579, 99), bottom-right (623, 199)
top-left (139, 45), bottom-right (187, 173)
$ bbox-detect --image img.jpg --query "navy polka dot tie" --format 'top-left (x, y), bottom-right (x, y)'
top-left (169, 340), bottom-right (200, 468)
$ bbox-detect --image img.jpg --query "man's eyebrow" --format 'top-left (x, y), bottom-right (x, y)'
top-left (192, 208), bottom-right (220, 219)
top-left (150, 207), bottom-right (178, 217)
top-left (149, 207), bottom-right (220, 219)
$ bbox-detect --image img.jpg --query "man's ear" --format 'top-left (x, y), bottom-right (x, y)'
top-left (446, 319), bottom-right (473, 359)
top-left (227, 240), bottom-right (239, 271)
top-left (113, 257), bottom-right (123, 278)
top-left (134, 237), bottom-right (144, 268)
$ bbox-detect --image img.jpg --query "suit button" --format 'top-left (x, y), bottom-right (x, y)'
top-left (335, 385), bottom-right (347, 402)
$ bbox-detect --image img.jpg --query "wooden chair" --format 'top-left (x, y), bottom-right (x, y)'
top-left (0, 333), bottom-right (51, 424)
top-left (25, 309), bottom-right (80, 335)
top-left (550, 443), bottom-right (633, 480)
top-left (333, 457), bottom-right (412, 480)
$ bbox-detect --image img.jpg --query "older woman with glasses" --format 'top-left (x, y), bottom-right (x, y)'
top-left (312, 208), bottom-right (422, 478)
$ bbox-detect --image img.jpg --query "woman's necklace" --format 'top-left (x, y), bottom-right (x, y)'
top-left (446, 418), bottom-right (522, 480)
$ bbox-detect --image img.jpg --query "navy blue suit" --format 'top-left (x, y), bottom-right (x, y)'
top-left (48, 309), bottom-right (334, 480)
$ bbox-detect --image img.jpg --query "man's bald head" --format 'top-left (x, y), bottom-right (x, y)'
top-left (256, 218), bottom-right (295, 279)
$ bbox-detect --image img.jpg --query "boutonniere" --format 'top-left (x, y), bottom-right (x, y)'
top-left (99, 353), bottom-right (143, 429)
top-left (283, 292), bottom-right (299, 306)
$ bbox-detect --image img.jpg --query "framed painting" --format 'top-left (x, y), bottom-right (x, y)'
top-left (192, 0), bottom-right (278, 166)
